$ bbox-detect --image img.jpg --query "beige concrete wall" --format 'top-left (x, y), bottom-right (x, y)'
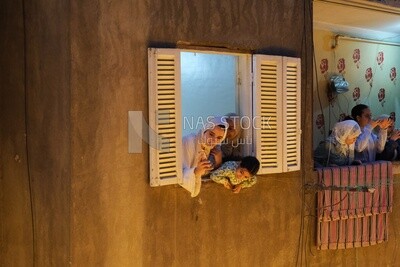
top-left (1, 0), bottom-right (71, 266)
top-left (12, 0), bottom-right (400, 266)
top-left (1, 1), bottom-right (33, 266)
top-left (69, 1), bottom-right (313, 266)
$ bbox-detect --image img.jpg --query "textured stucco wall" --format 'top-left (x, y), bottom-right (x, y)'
top-left (14, 0), bottom-right (400, 266)
top-left (1, 0), bottom-right (71, 266)
top-left (69, 1), bottom-right (313, 266)
top-left (1, 1), bottom-right (33, 266)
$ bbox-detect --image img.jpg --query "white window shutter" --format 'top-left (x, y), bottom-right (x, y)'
top-left (252, 55), bottom-right (284, 174)
top-left (282, 57), bottom-right (301, 172)
top-left (148, 48), bottom-right (183, 186)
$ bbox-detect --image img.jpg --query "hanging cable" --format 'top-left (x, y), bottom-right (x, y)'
top-left (313, 41), bottom-right (327, 139)
top-left (296, 0), bottom-right (313, 266)
top-left (22, 0), bottom-right (36, 265)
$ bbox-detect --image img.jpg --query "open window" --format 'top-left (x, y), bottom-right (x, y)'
top-left (148, 48), bottom-right (301, 187)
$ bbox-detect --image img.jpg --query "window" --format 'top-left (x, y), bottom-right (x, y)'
top-left (253, 55), bottom-right (302, 173)
top-left (148, 48), bottom-right (301, 187)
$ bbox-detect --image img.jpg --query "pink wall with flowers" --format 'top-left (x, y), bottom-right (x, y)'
top-left (313, 29), bottom-right (400, 148)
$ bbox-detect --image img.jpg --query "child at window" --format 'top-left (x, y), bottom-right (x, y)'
top-left (210, 156), bottom-right (260, 193)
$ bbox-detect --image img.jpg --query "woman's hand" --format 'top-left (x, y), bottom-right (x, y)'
top-left (370, 119), bottom-right (380, 129)
top-left (223, 181), bottom-right (232, 190)
top-left (232, 185), bottom-right (242, 193)
top-left (379, 118), bottom-right (392, 130)
top-left (194, 160), bottom-right (213, 177)
top-left (390, 129), bottom-right (400, 141)
top-left (210, 147), bottom-right (223, 169)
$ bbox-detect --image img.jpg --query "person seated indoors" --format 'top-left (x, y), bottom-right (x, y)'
top-left (182, 116), bottom-right (228, 197)
top-left (376, 116), bottom-right (400, 161)
top-left (351, 104), bottom-right (391, 163)
top-left (221, 113), bottom-right (243, 162)
top-left (210, 156), bottom-right (260, 194)
top-left (314, 120), bottom-right (362, 167)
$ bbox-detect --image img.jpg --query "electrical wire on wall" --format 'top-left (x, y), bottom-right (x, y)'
top-left (22, 0), bottom-right (36, 265)
top-left (313, 48), bottom-right (327, 139)
top-left (328, 36), bottom-right (352, 130)
top-left (329, 39), bottom-right (352, 119)
top-left (318, 32), bottom-right (399, 135)
top-left (360, 40), bottom-right (381, 105)
top-left (309, 1), bottom-right (399, 264)
top-left (295, 0), bottom-right (313, 266)
top-left (337, 91), bottom-right (351, 117)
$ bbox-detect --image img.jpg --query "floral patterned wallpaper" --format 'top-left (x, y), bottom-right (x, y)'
top-left (313, 29), bottom-right (400, 148)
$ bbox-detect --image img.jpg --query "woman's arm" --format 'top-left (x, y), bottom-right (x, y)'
top-left (210, 164), bottom-right (231, 185)
top-left (355, 125), bottom-right (373, 152)
top-left (209, 145), bottom-right (223, 169)
top-left (181, 135), bottom-right (212, 197)
top-left (239, 176), bottom-right (257, 188)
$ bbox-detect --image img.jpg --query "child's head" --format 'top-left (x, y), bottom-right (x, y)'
top-left (236, 156), bottom-right (260, 180)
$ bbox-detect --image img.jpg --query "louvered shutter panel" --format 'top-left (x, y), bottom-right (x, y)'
top-left (282, 57), bottom-right (301, 172)
top-left (253, 55), bottom-right (283, 174)
top-left (148, 48), bottom-right (182, 186)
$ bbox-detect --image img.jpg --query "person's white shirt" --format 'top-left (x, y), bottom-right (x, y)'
top-left (354, 124), bottom-right (387, 162)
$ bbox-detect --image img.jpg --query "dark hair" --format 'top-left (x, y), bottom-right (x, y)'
top-left (343, 115), bottom-right (355, 121)
top-left (240, 156), bottom-right (260, 176)
top-left (351, 104), bottom-right (369, 119)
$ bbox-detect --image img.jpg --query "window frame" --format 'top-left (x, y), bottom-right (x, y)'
top-left (148, 48), bottom-right (301, 188)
